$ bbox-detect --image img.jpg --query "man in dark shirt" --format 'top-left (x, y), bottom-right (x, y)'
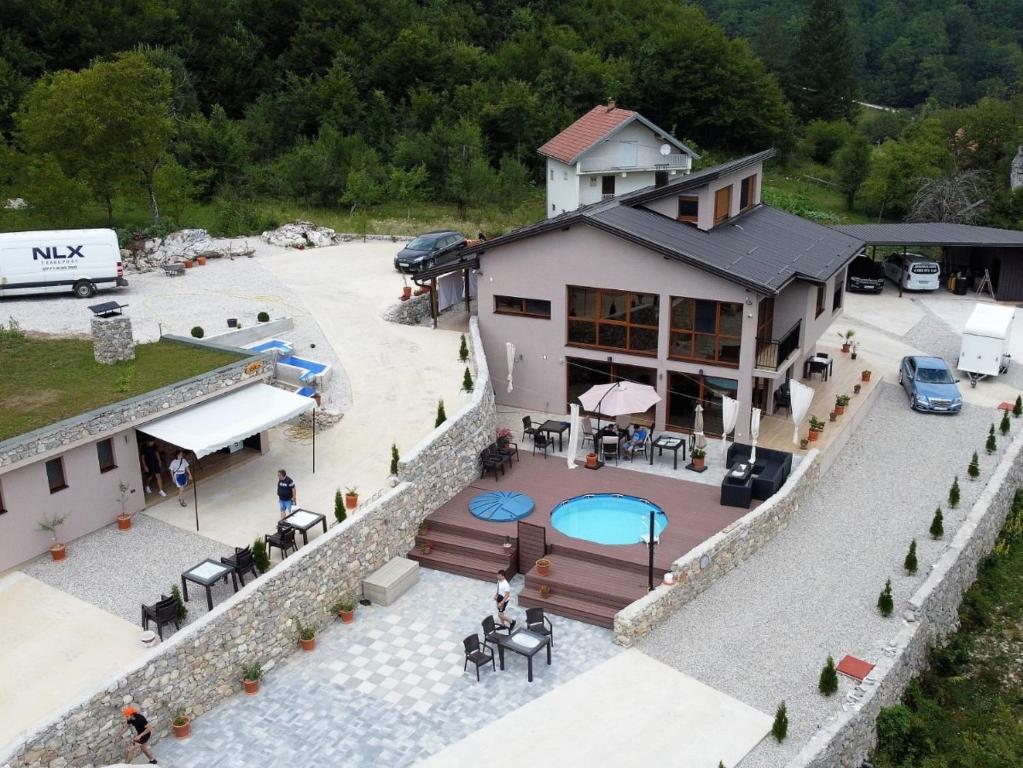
top-left (276, 469), bottom-right (296, 518)
top-left (141, 441), bottom-right (166, 497)
top-left (120, 705), bottom-right (157, 764)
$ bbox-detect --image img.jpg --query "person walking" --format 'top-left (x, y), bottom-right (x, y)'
top-left (495, 569), bottom-right (515, 630)
top-left (276, 469), bottom-right (296, 518)
top-left (119, 705), bottom-right (157, 764)
top-left (141, 440), bottom-right (166, 497)
top-left (168, 450), bottom-right (191, 507)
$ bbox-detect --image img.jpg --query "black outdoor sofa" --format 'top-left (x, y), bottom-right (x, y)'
top-left (725, 442), bottom-right (793, 501)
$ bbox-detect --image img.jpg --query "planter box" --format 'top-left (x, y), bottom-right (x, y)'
top-left (362, 556), bottom-right (419, 606)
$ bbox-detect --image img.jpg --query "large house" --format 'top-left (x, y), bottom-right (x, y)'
top-left (468, 149), bottom-right (865, 438)
top-left (539, 102), bottom-right (698, 218)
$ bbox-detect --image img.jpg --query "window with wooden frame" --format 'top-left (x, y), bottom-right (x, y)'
top-left (669, 296), bottom-right (743, 366)
top-left (815, 283), bottom-right (827, 318)
top-left (714, 185), bottom-right (732, 224)
top-left (45, 457), bottom-right (67, 494)
top-left (566, 286), bottom-right (660, 355)
top-left (96, 438), bottom-right (117, 473)
top-left (677, 195), bottom-right (699, 224)
top-left (494, 295), bottom-right (551, 319)
top-left (740, 174), bottom-right (757, 210)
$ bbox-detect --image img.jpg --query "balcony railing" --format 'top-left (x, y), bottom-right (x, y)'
top-left (755, 320), bottom-right (801, 371)
top-left (579, 148), bottom-right (691, 173)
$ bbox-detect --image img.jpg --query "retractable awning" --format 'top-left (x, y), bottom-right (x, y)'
top-left (139, 383), bottom-right (313, 458)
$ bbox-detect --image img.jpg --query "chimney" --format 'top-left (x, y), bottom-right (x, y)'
top-left (607, 98), bottom-right (616, 111)
top-left (92, 315), bottom-right (136, 364)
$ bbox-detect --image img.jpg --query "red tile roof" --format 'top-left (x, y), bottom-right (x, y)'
top-left (538, 104), bottom-right (637, 165)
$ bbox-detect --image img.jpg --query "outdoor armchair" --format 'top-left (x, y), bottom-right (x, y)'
top-left (482, 615), bottom-right (511, 647)
top-left (463, 634), bottom-right (495, 681)
top-left (221, 545), bottom-right (258, 586)
top-left (521, 416), bottom-right (538, 442)
top-left (525, 607), bottom-right (554, 649)
top-left (141, 594), bottom-right (180, 640)
top-left (265, 522), bottom-right (298, 560)
top-left (601, 434), bottom-right (620, 465)
top-left (480, 448), bottom-right (505, 481)
top-left (532, 432), bottom-right (551, 458)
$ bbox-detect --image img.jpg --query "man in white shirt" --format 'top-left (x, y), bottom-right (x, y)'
top-left (168, 450), bottom-right (192, 508)
top-left (495, 569), bottom-right (515, 630)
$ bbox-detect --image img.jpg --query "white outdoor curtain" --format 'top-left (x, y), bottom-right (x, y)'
top-left (693, 405), bottom-right (708, 451)
top-left (567, 403), bottom-right (581, 469)
top-left (505, 342), bottom-right (515, 394)
top-left (750, 407), bottom-right (762, 464)
top-left (720, 394), bottom-right (739, 456)
top-left (789, 379), bottom-right (815, 445)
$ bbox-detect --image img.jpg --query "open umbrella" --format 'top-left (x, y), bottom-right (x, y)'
top-left (578, 381), bottom-right (661, 416)
top-left (693, 405), bottom-right (708, 452)
top-left (749, 407), bottom-right (762, 464)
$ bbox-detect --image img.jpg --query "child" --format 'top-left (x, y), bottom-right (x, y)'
top-left (168, 450), bottom-right (191, 508)
top-left (495, 569), bottom-right (515, 630)
top-left (120, 705), bottom-right (157, 764)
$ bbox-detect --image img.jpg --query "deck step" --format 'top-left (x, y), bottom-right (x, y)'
top-left (524, 554), bottom-right (655, 608)
top-left (415, 530), bottom-right (516, 563)
top-left (421, 517), bottom-right (510, 546)
top-left (408, 548), bottom-right (511, 582)
top-left (518, 587), bottom-right (617, 629)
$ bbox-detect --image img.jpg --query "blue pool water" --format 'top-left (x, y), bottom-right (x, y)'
top-left (278, 355), bottom-right (328, 374)
top-left (248, 339), bottom-right (293, 354)
top-left (550, 494), bottom-right (667, 546)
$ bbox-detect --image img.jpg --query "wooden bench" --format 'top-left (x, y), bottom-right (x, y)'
top-left (362, 556), bottom-right (419, 606)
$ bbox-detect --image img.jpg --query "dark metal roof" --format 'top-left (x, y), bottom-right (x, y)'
top-left (620, 149), bottom-right (776, 206)
top-left (832, 222), bottom-right (1023, 248)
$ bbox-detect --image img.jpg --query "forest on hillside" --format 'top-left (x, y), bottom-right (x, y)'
top-left (0, 0), bottom-right (1021, 237)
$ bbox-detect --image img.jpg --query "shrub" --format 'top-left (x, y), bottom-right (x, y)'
top-left (1000, 410), bottom-right (1011, 436)
top-left (904, 539), bottom-right (918, 575)
top-left (390, 443), bottom-right (400, 476)
top-left (986, 424), bottom-right (997, 454)
top-left (772, 700), bottom-right (788, 742)
top-left (241, 661), bottom-right (264, 681)
top-left (818, 655), bottom-right (838, 696)
top-left (190, 326), bottom-right (204, 338)
top-left (462, 366), bottom-right (474, 392)
top-left (968, 452), bottom-right (980, 480)
top-left (334, 489), bottom-right (347, 525)
top-left (875, 704), bottom-right (912, 762)
top-left (930, 634), bottom-right (973, 676)
top-left (252, 538), bottom-right (270, 574)
top-left (293, 616), bottom-right (316, 641)
top-left (878, 578), bottom-right (894, 617)
top-left (170, 584), bottom-right (188, 621)
top-left (1015, 395), bottom-right (1022, 417)
top-left (930, 507), bottom-right (944, 539)
top-left (949, 476), bottom-right (961, 508)
top-left (257, 311), bottom-right (270, 322)
top-left (458, 333), bottom-right (469, 362)
top-left (435, 399), bottom-right (446, 427)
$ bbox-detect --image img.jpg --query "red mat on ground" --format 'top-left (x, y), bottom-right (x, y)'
top-left (998, 401), bottom-right (1014, 412)
top-left (837, 655), bottom-right (874, 681)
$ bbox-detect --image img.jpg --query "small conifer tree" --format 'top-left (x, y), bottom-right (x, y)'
top-left (170, 584), bottom-right (188, 620)
top-left (252, 537), bottom-right (270, 574)
top-left (1000, 410), bottom-right (1011, 436)
top-left (772, 701), bottom-right (788, 742)
top-left (390, 443), bottom-right (400, 476)
top-left (458, 334), bottom-right (469, 362)
top-left (334, 489), bottom-right (347, 525)
top-left (949, 476), bottom-right (960, 508)
top-left (462, 366), bottom-right (474, 392)
top-left (819, 656), bottom-right (838, 696)
top-left (929, 507), bottom-right (944, 539)
top-left (1015, 395), bottom-right (1022, 418)
top-left (904, 539), bottom-right (918, 575)
top-left (968, 452), bottom-right (980, 480)
top-left (435, 399), bottom-right (447, 427)
top-left (877, 578), bottom-right (894, 617)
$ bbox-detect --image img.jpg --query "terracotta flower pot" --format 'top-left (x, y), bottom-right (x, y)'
top-left (862, 371), bottom-right (872, 382)
top-left (196, 256), bottom-right (207, 266)
top-left (172, 719), bottom-right (191, 739)
top-left (539, 586), bottom-right (551, 598)
top-left (536, 561), bottom-right (550, 577)
top-left (49, 543), bottom-right (66, 562)
top-left (692, 456), bottom-right (705, 470)
top-left (841, 343), bottom-right (850, 353)
top-left (808, 429), bottom-right (820, 442)
top-left (829, 411), bottom-right (837, 422)
top-left (854, 384), bottom-right (862, 394)
top-left (402, 286), bottom-right (412, 300)
top-left (834, 405), bottom-right (845, 416)
top-left (243, 679), bottom-right (260, 695)
top-left (183, 259), bottom-right (193, 269)
top-left (339, 609), bottom-right (355, 624)
top-left (300, 637), bottom-right (316, 652)
top-left (585, 453), bottom-right (598, 468)
top-left (400, 294), bottom-right (410, 302)
top-left (345, 493), bottom-right (358, 510)
top-left (116, 514), bottom-right (132, 531)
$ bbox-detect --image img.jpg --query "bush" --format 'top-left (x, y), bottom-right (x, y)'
top-left (986, 424), bottom-right (997, 454)
top-left (334, 489), bottom-right (347, 525)
top-left (1000, 410), bottom-right (1011, 436)
top-left (435, 399), bottom-right (446, 427)
top-left (819, 655), bottom-right (838, 696)
top-left (949, 476), bottom-right (961, 508)
top-left (875, 704), bottom-right (912, 762)
top-left (170, 584), bottom-right (188, 621)
top-left (772, 700), bottom-right (788, 742)
top-left (803, 119), bottom-right (854, 163)
top-left (1014, 395), bottom-right (1022, 417)
top-left (930, 634), bottom-right (974, 677)
top-left (930, 506), bottom-right (944, 539)
top-left (257, 311), bottom-right (270, 322)
top-left (458, 333), bottom-right (469, 362)
top-left (190, 325), bottom-right (204, 338)
top-left (252, 537), bottom-right (270, 574)
top-left (462, 366), bottom-right (474, 392)
top-left (968, 452), bottom-right (980, 479)
top-left (904, 539), bottom-right (918, 575)
top-left (390, 443), bottom-right (399, 476)
top-left (878, 578), bottom-right (894, 617)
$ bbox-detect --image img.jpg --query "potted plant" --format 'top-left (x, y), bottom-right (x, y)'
top-left (829, 410), bottom-right (837, 422)
top-left (691, 446), bottom-right (706, 470)
top-left (115, 480), bottom-right (133, 531)
top-left (503, 535), bottom-right (513, 551)
top-left (171, 708), bottom-right (191, 738)
top-left (422, 541), bottom-right (433, 555)
top-left (257, 311), bottom-right (270, 323)
top-left (37, 513), bottom-right (69, 561)
top-left (241, 661), bottom-right (263, 695)
top-left (295, 617), bottom-right (317, 651)
top-left (539, 584), bottom-right (551, 598)
top-left (496, 427), bottom-right (512, 448)
top-left (851, 342), bottom-right (859, 360)
top-left (837, 329), bottom-right (855, 353)
top-left (853, 383), bottom-right (862, 395)
top-left (344, 486), bottom-right (359, 510)
top-left (196, 255), bottom-right (207, 266)
top-left (401, 275), bottom-right (412, 301)
top-left (333, 597), bottom-right (356, 624)
top-left (183, 258), bottom-right (193, 269)
top-left (861, 370), bottom-right (872, 382)
top-left (800, 437), bottom-right (809, 450)
top-left (835, 394), bottom-right (850, 415)
top-left (536, 558), bottom-right (551, 577)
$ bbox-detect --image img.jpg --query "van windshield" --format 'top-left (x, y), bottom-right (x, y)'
top-left (916, 366), bottom-right (954, 384)
top-left (911, 263), bottom-right (938, 274)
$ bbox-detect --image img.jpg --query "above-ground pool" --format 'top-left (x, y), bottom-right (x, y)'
top-left (550, 494), bottom-right (667, 546)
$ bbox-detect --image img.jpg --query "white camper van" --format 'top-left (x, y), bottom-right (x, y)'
top-left (0, 228), bottom-right (127, 299)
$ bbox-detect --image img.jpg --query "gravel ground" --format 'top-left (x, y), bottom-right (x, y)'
top-left (21, 512), bottom-right (247, 629)
top-left (637, 383), bottom-right (1008, 767)
top-left (903, 301), bottom-right (964, 367)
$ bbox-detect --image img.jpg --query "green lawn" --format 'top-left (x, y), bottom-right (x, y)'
top-left (762, 166), bottom-right (875, 226)
top-left (0, 330), bottom-right (244, 441)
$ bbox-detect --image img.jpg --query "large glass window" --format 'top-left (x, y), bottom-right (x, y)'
top-left (667, 372), bottom-right (738, 435)
top-left (669, 297), bottom-right (742, 366)
top-left (566, 357), bottom-right (657, 420)
top-left (46, 457), bottom-right (67, 493)
top-left (495, 295), bottom-right (551, 318)
top-left (567, 286), bottom-right (659, 355)
top-left (97, 438), bottom-right (116, 472)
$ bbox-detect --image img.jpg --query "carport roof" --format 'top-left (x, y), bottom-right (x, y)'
top-left (832, 222), bottom-right (1023, 248)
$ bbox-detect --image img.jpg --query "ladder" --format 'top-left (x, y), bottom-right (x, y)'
top-left (976, 268), bottom-right (995, 299)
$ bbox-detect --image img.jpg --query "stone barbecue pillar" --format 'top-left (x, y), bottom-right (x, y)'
top-left (92, 316), bottom-right (135, 364)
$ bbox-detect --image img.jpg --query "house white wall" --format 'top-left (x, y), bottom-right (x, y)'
top-left (546, 158), bottom-right (579, 218)
top-left (578, 170), bottom-right (656, 207)
top-left (642, 163), bottom-right (763, 228)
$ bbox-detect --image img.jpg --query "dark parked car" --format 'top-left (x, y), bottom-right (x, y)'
top-left (846, 255), bottom-right (885, 293)
top-left (394, 231), bottom-right (466, 273)
top-left (898, 356), bottom-right (963, 414)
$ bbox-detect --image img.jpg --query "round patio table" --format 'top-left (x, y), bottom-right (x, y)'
top-left (468, 491), bottom-right (535, 522)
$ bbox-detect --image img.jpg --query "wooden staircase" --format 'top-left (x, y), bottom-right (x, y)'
top-left (407, 516), bottom-right (518, 580)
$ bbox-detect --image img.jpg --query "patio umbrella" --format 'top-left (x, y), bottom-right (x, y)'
top-left (719, 394), bottom-right (739, 457)
top-left (789, 379), bottom-right (815, 445)
top-left (749, 407), bottom-right (762, 464)
top-left (567, 403), bottom-right (581, 469)
top-left (693, 405), bottom-right (708, 452)
top-left (505, 342), bottom-right (515, 393)
top-left (578, 381), bottom-right (661, 416)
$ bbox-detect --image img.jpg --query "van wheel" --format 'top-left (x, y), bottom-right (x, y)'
top-left (73, 280), bottom-right (96, 298)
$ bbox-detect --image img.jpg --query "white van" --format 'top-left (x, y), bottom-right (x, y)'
top-left (883, 252), bottom-right (940, 291)
top-left (0, 228), bottom-right (128, 299)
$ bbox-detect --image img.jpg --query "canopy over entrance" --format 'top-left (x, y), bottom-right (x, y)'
top-left (140, 383), bottom-right (313, 457)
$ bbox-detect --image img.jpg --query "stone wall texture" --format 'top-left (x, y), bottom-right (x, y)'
top-left (787, 427), bottom-right (1023, 768)
top-left (613, 451), bottom-right (822, 647)
top-left (382, 292), bottom-right (433, 326)
top-left (91, 316), bottom-right (135, 364)
top-left (0, 320), bottom-right (494, 768)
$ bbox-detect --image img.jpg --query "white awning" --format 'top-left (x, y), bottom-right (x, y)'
top-left (139, 384), bottom-right (314, 458)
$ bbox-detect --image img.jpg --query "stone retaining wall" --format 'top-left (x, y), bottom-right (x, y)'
top-left (613, 452), bottom-right (822, 646)
top-left (91, 316), bottom-right (135, 364)
top-left (0, 320), bottom-right (495, 768)
top-left (382, 292), bottom-right (432, 325)
top-left (206, 317), bottom-right (295, 347)
top-left (788, 427), bottom-right (1023, 768)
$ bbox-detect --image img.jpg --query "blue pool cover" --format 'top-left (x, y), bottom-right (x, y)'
top-left (469, 491), bottom-right (535, 522)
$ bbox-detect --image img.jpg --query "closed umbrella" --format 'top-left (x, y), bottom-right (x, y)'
top-left (578, 381), bottom-right (661, 416)
top-left (567, 403), bottom-right (581, 469)
top-left (789, 379), bottom-right (815, 445)
top-left (749, 407), bottom-right (762, 464)
top-left (693, 405), bottom-right (708, 452)
top-left (505, 342), bottom-right (515, 394)
top-left (719, 394), bottom-right (739, 457)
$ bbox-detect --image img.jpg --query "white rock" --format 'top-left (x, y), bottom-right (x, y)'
top-left (260, 221), bottom-right (342, 249)
top-left (3, 197), bottom-right (28, 209)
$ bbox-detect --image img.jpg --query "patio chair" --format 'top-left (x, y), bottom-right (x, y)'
top-left (580, 417), bottom-right (594, 451)
top-left (498, 439), bottom-right (520, 463)
top-left (532, 432), bottom-right (551, 458)
top-left (773, 387), bottom-right (791, 415)
top-left (481, 447), bottom-right (505, 481)
top-left (221, 546), bottom-right (258, 586)
top-left (521, 416), bottom-right (538, 443)
top-left (601, 434), bottom-right (620, 465)
top-left (265, 522), bottom-right (298, 561)
top-left (488, 442), bottom-right (513, 469)
top-left (525, 607), bottom-right (554, 649)
top-left (624, 427), bottom-right (650, 462)
top-left (463, 634), bottom-right (495, 681)
top-left (141, 594), bottom-right (180, 640)
top-left (482, 615), bottom-right (511, 646)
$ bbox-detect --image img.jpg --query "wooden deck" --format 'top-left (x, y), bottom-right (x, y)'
top-left (409, 452), bottom-right (756, 627)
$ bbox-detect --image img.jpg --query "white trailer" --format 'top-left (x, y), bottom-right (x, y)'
top-left (957, 303), bottom-right (1015, 387)
top-left (0, 228), bottom-right (127, 299)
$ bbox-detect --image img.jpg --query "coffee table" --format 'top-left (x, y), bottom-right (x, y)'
top-left (181, 559), bottom-right (237, 611)
top-left (650, 434), bottom-right (686, 470)
top-left (281, 508), bottom-right (327, 545)
top-left (493, 629), bottom-right (552, 682)
top-left (538, 420), bottom-right (570, 452)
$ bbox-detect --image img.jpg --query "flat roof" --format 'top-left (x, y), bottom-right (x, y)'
top-left (0, 335), bottom-right (245, 441)
top-left (832, 222), bottom-right (1023, 248)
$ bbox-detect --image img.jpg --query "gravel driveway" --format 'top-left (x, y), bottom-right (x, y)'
top-left (638, 383), bottom-right (1009, 766)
